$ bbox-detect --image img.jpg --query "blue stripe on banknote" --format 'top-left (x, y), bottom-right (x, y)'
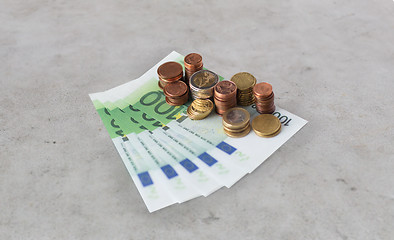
top-left (161, 164), bottom-right (178, 179)
top-left (198, 153), bottom-right (218, 167)
top-left (138, 171), bottom-right (154, 187)
top-left (216, 141), bottom-right (237, 155)
top-left (179, 159), bottom-right (199, 173)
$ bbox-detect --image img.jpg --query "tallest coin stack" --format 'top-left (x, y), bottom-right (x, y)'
top-left (230, 72), bottom-right (257, 106)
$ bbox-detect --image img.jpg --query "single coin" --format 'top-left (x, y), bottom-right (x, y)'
top-left (224, 125), bottom-right (251, 138)
top-left (230, 72), bottom-right (257, 91)
top-left (157, 62), bottom-right (183, 79)
top-left (222, 107), bottom-right (250, 128)
top-left (190, 70), bottom-right (219, 89)
top-left (253, 82), bottom-right (273, 98)
top-left (251, 114), bottom-right (281, 136)
top-left (164, 81), bottom-right (188, 97)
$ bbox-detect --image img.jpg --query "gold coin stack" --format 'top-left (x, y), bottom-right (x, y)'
top-left (222, 107), bottom-right (251, 138)
top-left (189, 70), bottom-right (219, 99)
top-left (251, 114), bottom-right (282, 137)
top-left (187, 99), bottom-right (214, 120)
top-left (230, 72), bottom-right (256, 106)
top-left (184, 53), bottom-right (203, 83)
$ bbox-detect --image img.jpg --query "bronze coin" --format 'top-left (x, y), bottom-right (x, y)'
top-left (214, 80), bottom-right (237, 99)
top-left (253, 82), bottom-right (273, 98)
top-left (157, 62), bottom-right (183, 79)
top-left (164, 81), bottom-right (188, 97)
top-left (184, 53), bottom-right (202, 67)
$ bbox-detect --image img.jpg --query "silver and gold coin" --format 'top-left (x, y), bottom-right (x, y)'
top-left (189, 70), bottom-right (219, 99)
top-left (222, 107), bottom-right (251, 138)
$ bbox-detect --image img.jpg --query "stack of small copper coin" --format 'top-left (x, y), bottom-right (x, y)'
top-left (214, 80), bottom-right (237, 115)
top-left (184, 53), bottom-right (203, 83)
top-left (189, 70), bottom-right (219, 99)
top-left (222, 107), bottom-right (251, 138)
top-left (157, 61), bottom-right (183, 89)
top-left (163, 81), bottom-right (189, 106)
top-left (230, 72), bottom-right (256, 106)
top-left (253, 82), bottom-right (276, 114)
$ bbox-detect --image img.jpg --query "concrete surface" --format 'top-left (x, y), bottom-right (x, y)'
top-left (1, 0), bottom-right (393, 239)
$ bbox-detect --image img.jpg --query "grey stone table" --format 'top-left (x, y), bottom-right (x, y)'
top-left (1, 1), bottom-right (393, 239)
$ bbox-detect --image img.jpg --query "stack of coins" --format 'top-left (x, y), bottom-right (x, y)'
top-left (253, 82), bottom-right (276, 114)
top-left (157, 62), bottom-right (183, 89)
top-left (187, 99), bottom-right (214, 120)
top-left (163, 81), bottom-right (189, 106)
top-left (222, 107), bottom-right (251, 138)
top-left (251, 114), bottom-right (281, 137)
top-left (184, 53), bottom-right (203, 83)
top-left (230, 72), bottom-right (256, 106)
top-left (214, 80), bottom-right (237, 115)
top-left (189, 70), bottom-right (219, 99)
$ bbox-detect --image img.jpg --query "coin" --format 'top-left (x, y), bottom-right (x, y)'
top-left (230, 72), bottom-right (256, 91)
top-left (187, 99), bottom-right (214, 120)
top-left (253, 82), bottom-right (273, 98)
top-left (184, 53), bottom-right (202, 67)
top-left (164, 81), bottom-right (188, 97)
top-left (222, 107), bottom-right (250, 128)
top-left (251, 114), bottom-right (281, 137)
top-left (214, 80), bottom-right (237, 115)
top-left (224, 125), bottom-right (251, 138)
top-left (157, 62), bottom-right (183, 79)
top-left (254, 124), bottom-right (281, 138)
top-left (190, 70), bottom-right (218, 89)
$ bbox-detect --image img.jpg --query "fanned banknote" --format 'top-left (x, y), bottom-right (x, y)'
top-left (89, 51), bottom-right (307, 212)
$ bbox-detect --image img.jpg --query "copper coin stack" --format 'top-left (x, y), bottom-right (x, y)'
top-left (184, 53), bottom-right (203, 83)
top-left (253, 82), bottom-right (276, 114)
top-left (214, 80), bottom-right (237, 115)
top-left (230, 72), bottom-right (257, 106)
top-left (157, 61), bottom-right (183, 89)
top-left (163, 81), bottom-right (189, 106)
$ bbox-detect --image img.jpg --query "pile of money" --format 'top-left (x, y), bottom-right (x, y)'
top-left (187, 99), bottom-right (214, 120)
top-left (163, 81), bottom-right (189, 106)
top-left (157, 61), bottom-right (183, 89)
top-left (230, 72), bottom-right (256, 106)
top-left (253, 82), bottom-right (276, 114)
top-left (189, 70), bottom-right (218, 99)
top-left (184, 53), bottom-right (203, 83)
top-left (89, 51), bottom-right (308, 212)
top-left (222, 107), bottom-right (251, 138)
top-left (252, 114), bottom-right (282, 137)
top-left (214, 80), bottom-right (237, 115)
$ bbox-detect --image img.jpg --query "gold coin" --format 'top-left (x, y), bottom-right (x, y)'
top-left (187, 99), bottom-right (213, 120)
top-left (254, 124), bottom-right (281, 138)
top-left (230, 72), bottom-right (256, 91)
top-left (192, 99), bottom-right (214, 112)
top-left (224, 125), bottom-right (251, 138)
top-left (223, 122), bottom-right (251, 133)
top-left (251, 114), bottom-right (281, 136)
top-left (222, 107), bottom-right (250, 129)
